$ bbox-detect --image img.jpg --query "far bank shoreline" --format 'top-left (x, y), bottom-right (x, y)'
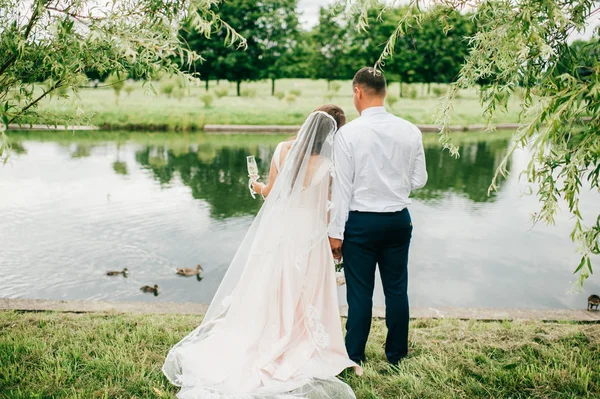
top-left (6, 122), bottom-right (522, 134)
top-left (2, 298), bottom-right (599, 322)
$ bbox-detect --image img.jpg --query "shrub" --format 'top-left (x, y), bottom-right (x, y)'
top-left (432, 86), bottom-right (446, 97)
top-left (274, 91), bottom-right (285, 100)
top-left (175, 75), bottom-right (187, 89)
top-left (124, 82), bottom-right (135, 97)
top-left (173, 87), bottom-right (185, 101)
top-left (330, 82), bottom-right (342, 93)
top-left (386, 95), bottom-right (399, 109)
top-left (106, 74), bottom-right (125, 103)
top-left (160, 80), bottom-right (176, 98)
top-left (289, 89), bottom-right (301, 97)
top-left (199, 93), bottom-right (214, 108)
top-left (214, 88), bottom-right (228, 98)
top-left (285, 94), bottom-right (297, 104)
top-left (241, 88), bottom-right (257, 98)
top-left (408, 87), bottom-right (418, 99)
top-left (56, 86), bottom-right (69, 96)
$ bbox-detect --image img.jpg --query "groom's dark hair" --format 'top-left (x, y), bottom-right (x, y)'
top-left (353, 67), bottom-right (386, 96)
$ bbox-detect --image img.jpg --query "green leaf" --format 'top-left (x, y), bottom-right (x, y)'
top-left (574, 256), bottom-right (586, 274)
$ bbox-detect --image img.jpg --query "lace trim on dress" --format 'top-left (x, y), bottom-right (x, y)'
top-left (326, 200), bottom-right (333, 211)
top-left (328, 165), bottom-right (336, 178)
top-left (306, 305), bottom-right (330, 348)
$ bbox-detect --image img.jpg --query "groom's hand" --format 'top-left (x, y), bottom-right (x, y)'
top-left (329, 237), bottom-right (343, 261)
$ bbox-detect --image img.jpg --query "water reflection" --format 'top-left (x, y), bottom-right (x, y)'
top-left (136, 144), bottom-right (273, 218)
top-left (415, 140), bottom-right (510, 202)
top-left (71, 143), bottom-right (92, 158)
top-left (1, 131), bottom-right (597, 308)
top-left (113, 143), bottom-right (129, 176)
top-left (134, 137), bottom-right (511, 219)
top-left (112, 161), bottom-right (128, 176)
top-left (8, 141), bottom-right (27, 155)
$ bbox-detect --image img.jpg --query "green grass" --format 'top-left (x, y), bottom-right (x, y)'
top-left (1, 311), bottom-right (598, 398)
top-left (15, 79), bottom-right (523, 131)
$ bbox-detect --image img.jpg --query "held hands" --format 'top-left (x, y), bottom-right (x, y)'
top-left (329, 237), bottom-right (343, 261)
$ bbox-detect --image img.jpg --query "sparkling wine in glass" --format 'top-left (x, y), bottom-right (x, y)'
top-left (247, 156), bottom-right (259, 179)
top-left (247, 155), bottom-right (259, 199)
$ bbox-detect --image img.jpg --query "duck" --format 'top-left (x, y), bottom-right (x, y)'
top-left (176, 264), bottom-right (203, 277)
top-left (106, 268), bottom-right (128, 277)
top-left (588, 294), bottom-right (600, 311)
top-left (140, 284), bottom-right (159, 296)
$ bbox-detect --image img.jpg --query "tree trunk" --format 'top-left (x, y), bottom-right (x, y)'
top-left (237, 81), bottom-right (241, 97)
top-left (327, 80), bottom-right (331, 90)
top-left (205, 79), bottom-right (209, 91)
top-left (271, 78), bottom-right (275, 96)
top-left (428, 82), bottom-right (431, 95)
top-left (399, 81), bottom-right (403, 97)
top-left (217, 80), bottom-right (220, 86)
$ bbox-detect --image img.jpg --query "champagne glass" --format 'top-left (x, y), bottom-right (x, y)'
top-left (247, 155), bottom-right (260, 199)
top-left (247, 156), bottom-right (259, 179)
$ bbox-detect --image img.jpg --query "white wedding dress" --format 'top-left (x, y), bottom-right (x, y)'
top-left (163, 112), bottom-right (361, 399)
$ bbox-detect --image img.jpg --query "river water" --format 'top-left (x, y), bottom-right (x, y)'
top-left (1, 131), bottom-right (598, 309)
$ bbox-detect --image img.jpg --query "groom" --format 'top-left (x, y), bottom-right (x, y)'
top-left (329, 67), bottom-right (427, 366)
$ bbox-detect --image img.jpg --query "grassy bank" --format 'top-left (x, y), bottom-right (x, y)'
top-left (15, 79), bottom-right (523, 131)
top-left (6, 128), bottom-right (515, 147)
top-left (1, 311), bottom-right (598, 398)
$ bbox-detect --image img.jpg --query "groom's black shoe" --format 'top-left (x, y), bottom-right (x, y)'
top-left (387, 355), bottom-right (407, 368)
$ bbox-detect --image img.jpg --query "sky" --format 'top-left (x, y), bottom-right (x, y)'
top-left (297, 0), bottom-right (336, 29)
top-left (14, 0), bottom-right (600, 41)
top-left (296, 0), bottom-right (599, 40)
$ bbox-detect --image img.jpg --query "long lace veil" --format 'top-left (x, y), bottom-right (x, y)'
top-left (163, 111), bottom-right (356, 399)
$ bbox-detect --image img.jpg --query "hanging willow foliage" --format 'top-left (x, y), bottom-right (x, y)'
top-left (0, 0), bottom-right (245, 158)
top-left (344, 0), bottom-right (599, 284)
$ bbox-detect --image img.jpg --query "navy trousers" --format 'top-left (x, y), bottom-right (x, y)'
top-left (342, 209), bottom-right (412, 365)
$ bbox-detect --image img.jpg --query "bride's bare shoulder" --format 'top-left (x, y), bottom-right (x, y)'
top-left (279, 140), bottom-right (294, 159)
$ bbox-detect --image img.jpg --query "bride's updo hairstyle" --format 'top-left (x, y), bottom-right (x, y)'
top-left (308, 104), bottom-right (346, 156)
top-left (313, 104), bottom-right (346, 129)
top-left (288, 107), bottom-right (341, 189)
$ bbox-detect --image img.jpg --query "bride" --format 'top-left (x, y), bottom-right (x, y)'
top-left (162, 105), bottom-right (362, 399)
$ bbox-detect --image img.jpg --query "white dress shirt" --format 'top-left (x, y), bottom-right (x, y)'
top-left (328, 106), bottom-right (428, 239)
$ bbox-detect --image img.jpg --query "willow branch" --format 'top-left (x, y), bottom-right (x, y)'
top-left (46, 6), bottom-right (106, 23)
top-left (8, 80), bottom-right (63, 124)
top-left (0, 1), bottom-right (43, 78)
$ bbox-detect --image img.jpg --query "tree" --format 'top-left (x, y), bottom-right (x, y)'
top-left (412, 139), bottom-right (512, 203)
top-left (179, 20), bottom-right (224, 92)
top-left (311, 6), bottom-right (358, 86)
top-left (182, 0), bottom-right (301, 96)
top-left (348, 5), bottom-right (419, 95)
top-left (135, 144), bottom-right (267, 218)
top-left (411, 8), bottom-right (475, 92)
top-left (0, 0), bottom-right (244, 159)
top-left (257, 0), bottom-right (301, 96)
top-left (349, 0), bottom-right (600, 284)
top-left (281, 31), bottom-right (318, 80)
top-left (350, 4), bottom-right (474, 96)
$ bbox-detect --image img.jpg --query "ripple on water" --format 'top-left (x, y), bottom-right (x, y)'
top-left (1, 138), bottom-right (599, 308)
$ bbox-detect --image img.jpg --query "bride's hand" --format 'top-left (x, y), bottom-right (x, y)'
top-left (252, 181), bottom-right (265, 195)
